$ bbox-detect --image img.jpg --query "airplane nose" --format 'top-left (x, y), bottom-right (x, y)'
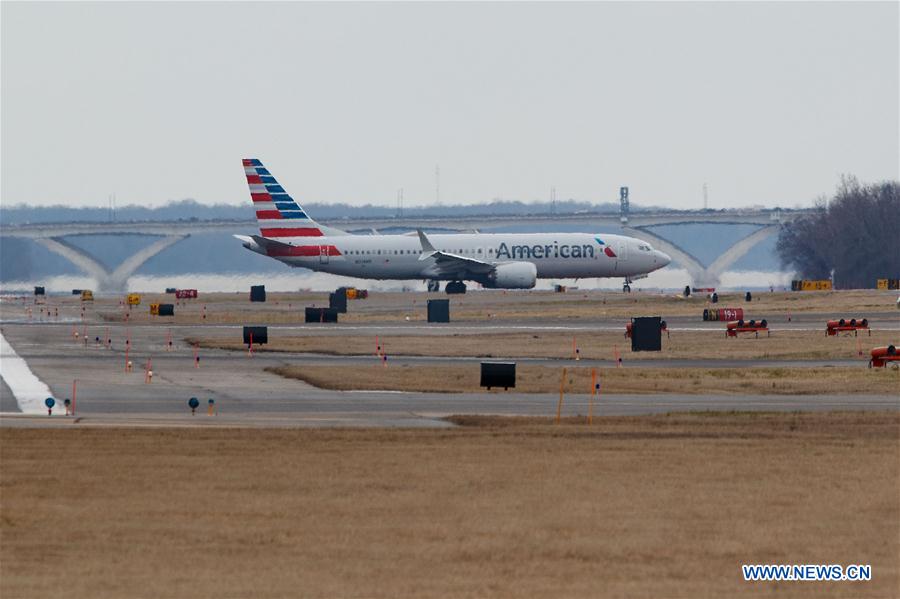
top-left (656, 250), bottom-right (671, 267)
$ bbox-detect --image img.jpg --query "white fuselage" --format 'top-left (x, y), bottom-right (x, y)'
top-left (254, 232), bottom-right (670, 281)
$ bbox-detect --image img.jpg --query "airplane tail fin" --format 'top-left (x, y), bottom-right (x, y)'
top-left (242, 158), bottom-right (347, 238)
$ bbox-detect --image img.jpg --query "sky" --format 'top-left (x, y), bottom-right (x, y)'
top-left (2, 1), bottom-right (898, 210)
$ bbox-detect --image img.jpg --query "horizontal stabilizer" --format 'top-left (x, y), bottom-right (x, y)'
top-left (234, 234), bottom-right (295, 255)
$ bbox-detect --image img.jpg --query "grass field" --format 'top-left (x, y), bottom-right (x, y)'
top-left (266, 363), bottom-right (900, 395)
top-left (192, 329), bottom-right (899, 361)
top-left (10, 288), bottom-right (895, 325)
top-left (2, 412), bottom-right (897, 598)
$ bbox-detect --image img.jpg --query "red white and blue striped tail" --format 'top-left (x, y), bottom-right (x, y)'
top-left (243, 158), bottom-right (324, 238)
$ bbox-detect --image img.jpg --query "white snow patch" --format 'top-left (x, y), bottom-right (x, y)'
top-left (0, 330), bottom-right (57, 414)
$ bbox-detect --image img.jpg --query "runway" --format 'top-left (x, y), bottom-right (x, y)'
top-left (1, 321), bottom-right (896, 427)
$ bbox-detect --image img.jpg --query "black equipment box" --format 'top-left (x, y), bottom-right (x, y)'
top-left (242, 326), bottom-right (268, 345)
top-left (329, 289), bottom-right (347, 313)
top-left (427, 299), bottom-right (450, 323)
top-left (480, 362), bottom-right (516, 390)
top-left (250, 285), bottom-right (266, 302)
top-left (631, 317), bottom-right (662, 352)
top-left (157, 303), bottom-right (175, 316)
top-left (305, 307), bottom-right (339, 323)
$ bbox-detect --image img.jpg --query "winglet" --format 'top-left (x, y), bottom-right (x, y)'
top-left (417, 229), bottom-right (437, 260)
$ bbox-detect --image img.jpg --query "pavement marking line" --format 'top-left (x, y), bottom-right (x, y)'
top-left (0, 330), bottom-right (59, 415)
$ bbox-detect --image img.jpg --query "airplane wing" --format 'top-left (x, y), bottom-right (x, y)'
top-left (416, 230), bottom-right (495, 277)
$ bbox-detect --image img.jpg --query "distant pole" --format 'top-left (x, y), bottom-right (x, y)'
top-left (551, 186), bottom-right (557, 214)
top-left (703, 183), bottom-right (709, 210)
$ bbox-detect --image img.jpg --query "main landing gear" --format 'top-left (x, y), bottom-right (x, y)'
top-left (445, 281), bottom-right (467, 295)
top-left (427, 280), bottom-right (440, 293)
top-left (623, 277), bottom-right (632, 293)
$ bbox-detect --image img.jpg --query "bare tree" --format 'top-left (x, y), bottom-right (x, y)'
top-left (777, 177), bottom-right (899, 289)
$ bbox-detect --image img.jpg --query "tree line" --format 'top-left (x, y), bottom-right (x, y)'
top-left (777, 177), bottom-right (899, 289)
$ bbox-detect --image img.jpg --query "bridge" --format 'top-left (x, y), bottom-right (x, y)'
top-left (0, 208), bottom-right (808, 292)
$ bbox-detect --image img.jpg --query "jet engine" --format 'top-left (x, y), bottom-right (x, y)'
top-left (481, 262), bottom-right (537, 289)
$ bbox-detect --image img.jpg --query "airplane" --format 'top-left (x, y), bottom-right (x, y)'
top-left (235, 159), bottom-right (671, 293)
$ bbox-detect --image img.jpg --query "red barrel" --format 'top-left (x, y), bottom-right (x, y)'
top-left (718, 308), bottom-right (744, 321)
top-left (871, 345), bottom-right (897, 359)
top-left (827, 318), bottom-right (868, 329)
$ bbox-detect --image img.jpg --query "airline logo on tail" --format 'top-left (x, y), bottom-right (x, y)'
top-left (243, 158), bottom-right (323, 238)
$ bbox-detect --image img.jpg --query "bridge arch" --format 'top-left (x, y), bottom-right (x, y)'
top-left (36, 234), bottom-right (189, 293)
top-left (623, 224), bottom-right (780, 288)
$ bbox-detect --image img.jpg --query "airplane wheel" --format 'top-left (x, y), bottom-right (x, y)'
top-left (427, 280), bottom-right (440, 292)
top-left (446, 281), bottom-right (467, 294)
top-left (623, 284), bottom-right (631, 293)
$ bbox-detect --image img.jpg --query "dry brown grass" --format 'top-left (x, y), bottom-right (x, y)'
top-left (193, 329), bottom-right (899, 361)
top-left (369, 288), bottom-right (898, 322)
top-left (2, 412), bottom-right (898, 598)
top-left (17, 289), bottom-right (895, 326)
top-left (265, 363), bottom-right (900, 395)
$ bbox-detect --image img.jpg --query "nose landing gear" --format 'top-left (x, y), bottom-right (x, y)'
top-left (427, 280), bottom-right (440, 293)
top-left (623, 277), bottom-right (632, 293)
